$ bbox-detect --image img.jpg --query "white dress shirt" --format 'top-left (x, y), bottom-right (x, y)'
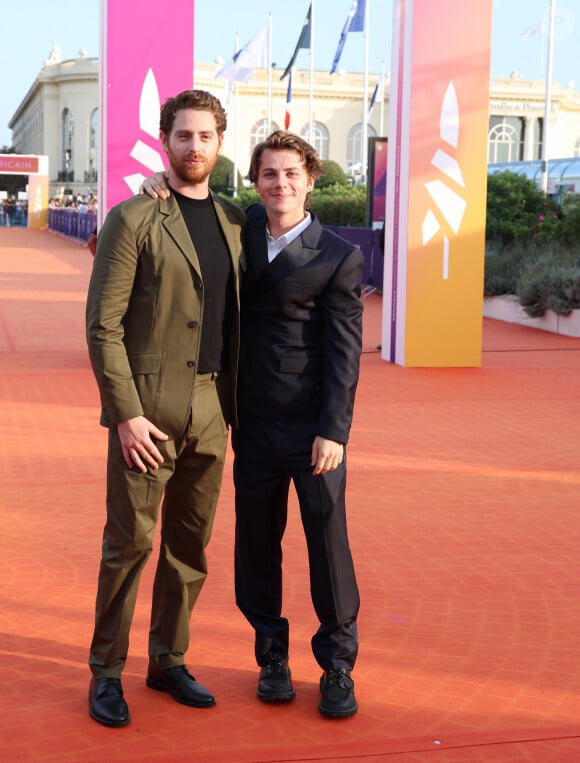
top-left (266, 212), bottom-right (312, 263)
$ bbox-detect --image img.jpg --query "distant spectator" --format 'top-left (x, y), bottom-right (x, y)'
top-left (3, 197), bottom-right (16, 227)
top-left (87, 227), bottom-right (97, 256)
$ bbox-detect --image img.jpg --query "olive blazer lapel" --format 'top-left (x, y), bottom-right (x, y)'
top-left (158, 194), bottom-right (202, 276)
top-left (157, 191), bottom-right (243, 293)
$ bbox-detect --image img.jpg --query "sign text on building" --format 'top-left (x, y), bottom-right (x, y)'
top-left (0, 155), bottom-right (40, 174)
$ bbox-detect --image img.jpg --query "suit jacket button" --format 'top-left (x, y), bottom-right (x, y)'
top-left (187, 360), bottom-right (196, 368)
top-left (188, 320), bottom-right (200, 329)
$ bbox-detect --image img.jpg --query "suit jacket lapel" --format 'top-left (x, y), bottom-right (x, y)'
top-left (267, 234), bottom-right (320, 282)
top-left (158, 192), bottom-right (243, 289)
top-left (159, 195), bottom-right (202, 275)
top-left (244, 203), bottom-right (269, 277)
top-left (212, 192), bottom-right (243, 272)
top-left (244, 204), bottom-right (323, 298)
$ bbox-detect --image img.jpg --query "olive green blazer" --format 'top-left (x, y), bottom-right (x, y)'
top-left (86, 191), bottom-right (245, 437)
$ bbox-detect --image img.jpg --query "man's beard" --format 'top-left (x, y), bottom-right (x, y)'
top-left (168, 150), bottom-right (218, 185)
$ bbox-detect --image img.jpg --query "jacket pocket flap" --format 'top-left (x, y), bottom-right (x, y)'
top-left (129, 353), bottom-right (163, 374)
top-left (280, 356), bottom-right (318, 374)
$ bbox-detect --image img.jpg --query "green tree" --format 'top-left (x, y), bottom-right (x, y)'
top-left (317, 160), bottom-right (348, 189)
top-left (310, 184), bottom-right (367, 226)
top-left (560, 194), bottom-right (580, 246)
top-left (222, 186), bottom-right (260, 210)
top-left (486, 171), bottom-right (560, 243)
top-left (209, 155), bottom-right (244, 196)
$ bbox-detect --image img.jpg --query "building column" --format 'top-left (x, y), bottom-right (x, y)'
top-left (523, 115), bottom-right (536, 161)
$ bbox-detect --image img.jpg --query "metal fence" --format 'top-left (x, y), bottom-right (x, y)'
top-left (48, 209), bottom-right (97, 242)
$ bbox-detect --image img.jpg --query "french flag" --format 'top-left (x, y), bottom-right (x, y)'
top-left (285, 71), bottom-right (292, 130)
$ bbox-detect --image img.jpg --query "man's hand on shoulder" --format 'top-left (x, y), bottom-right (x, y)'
top-left (140, 172), bottom-right (171, 199)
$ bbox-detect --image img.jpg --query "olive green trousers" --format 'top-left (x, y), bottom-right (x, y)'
top-left (89, 372), bottom-right (229, 678)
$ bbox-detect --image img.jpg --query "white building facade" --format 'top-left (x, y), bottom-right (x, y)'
top-left (9, 46), bottom-right (99, 198)
top-left (8, 52), bottom-right (580, 198)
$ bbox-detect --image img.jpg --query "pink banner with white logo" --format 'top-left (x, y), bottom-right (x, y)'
top-left (99, 0), bottom-right (195, 218)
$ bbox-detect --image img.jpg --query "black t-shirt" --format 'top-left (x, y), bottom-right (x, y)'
top-left (172, 188), bottom-right (234, 373)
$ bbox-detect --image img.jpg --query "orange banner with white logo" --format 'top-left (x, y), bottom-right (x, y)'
top-left (383, 0), bottom-right (492, 367)
top-left (28, 172), bottom-right (49, 230)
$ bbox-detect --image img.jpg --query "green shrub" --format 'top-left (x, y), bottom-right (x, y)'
top-left (561, 193), bottom-right (580, 215)
top-left (486, 171), bottom-right (561, 243)
top-left (484, 241), bottom-right (532, 296)
top-left (517, 253), bottom-right (580, 316)
top-left (210, 155), bottom-right (244, 196)
top-left (225, 186), bottom-right (260, 209)
top-left (310, 184), bottom-right (367, 226)
top-left (560, 196), bottom-right (580, 246)
top-left (225, 182), bottom-right (366, 226)
top-left (317, 160), bottom-right (348, 189)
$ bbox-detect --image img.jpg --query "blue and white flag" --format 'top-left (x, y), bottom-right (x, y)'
top-left (330, 0), bottom-right (366, 74)
top-left (367, 70), bottom-right (384, 121)
top-left (215, 25), bottom-right (269, 83)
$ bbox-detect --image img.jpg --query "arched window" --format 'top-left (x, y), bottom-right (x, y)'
top-left (88, 108), bottom-right (98, 183)
top-left (488, 116), bottom-right (524, 163)
top-left (62, 108), bottom-right (74, 181)
top-left (300, 122), bottom-right (329, 159)
top-left (250, 119), bottom-right (280, 151)
top-left (347, 123), bottom-right (377, 175)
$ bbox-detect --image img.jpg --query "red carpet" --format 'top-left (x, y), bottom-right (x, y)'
top-left (1, 228), bottom-right (580, 761)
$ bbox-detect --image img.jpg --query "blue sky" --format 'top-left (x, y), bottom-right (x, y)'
top-left (1, 0), bottom-right (579, 147)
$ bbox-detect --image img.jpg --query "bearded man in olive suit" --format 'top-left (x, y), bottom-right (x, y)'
top-left (86, 89), bottom-right (245, 728)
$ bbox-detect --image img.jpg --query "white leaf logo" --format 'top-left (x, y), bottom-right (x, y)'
top-left (421, 82), bottom-right (466, 279)
top-left (123, 68), bottom-right (166, 194)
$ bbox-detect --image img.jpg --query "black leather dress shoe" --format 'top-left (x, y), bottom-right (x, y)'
top-left (146, 663), bottom-right (216, 707)
top-left (257, 651), bottom-right (296, 702)
top-left (318, 669), bottom-right (358, 718)
top-left (88, 676), bottom-right (130, 727)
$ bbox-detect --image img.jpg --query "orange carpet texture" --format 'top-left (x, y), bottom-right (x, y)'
top-left (1, 227), bottom-right (580, 762)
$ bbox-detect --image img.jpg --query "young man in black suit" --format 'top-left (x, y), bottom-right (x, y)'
top-left (233, 132), bottom-right (363, 718)
top-left (142, 131), bottom-right (363, 718)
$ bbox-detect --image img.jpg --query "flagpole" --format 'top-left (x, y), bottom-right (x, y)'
top-left (361, 0), bottom-right (370, 183)
top-left (267, 12), bottom-right (273, 134)
top-left (309, 0), bottom-right (315, 140)
top-left (379, 59), bottom-right (385, 136)
top-left (541, 0), bottom-right (555, 195)
top-left (232, 33), bottom-right (240, 197)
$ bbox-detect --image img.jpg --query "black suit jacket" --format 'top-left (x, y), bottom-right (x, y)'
top-left (238, 204), bottom-right (363, 444)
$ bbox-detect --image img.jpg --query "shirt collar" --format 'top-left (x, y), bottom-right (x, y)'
top-left (266, 212), bottom-right (312, 262)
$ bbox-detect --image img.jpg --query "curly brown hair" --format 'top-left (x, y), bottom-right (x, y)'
top-left (159, 89), bottom-right (227, 136)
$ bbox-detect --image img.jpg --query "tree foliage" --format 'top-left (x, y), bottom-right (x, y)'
top-left (486, 171), bottom-right (560, 243)
top-left (317, 160), bottom-right (348, 189)
top-left (222, 182), bottom-right (366, 227)
top-left (209, 155), bottom-right (244, 196)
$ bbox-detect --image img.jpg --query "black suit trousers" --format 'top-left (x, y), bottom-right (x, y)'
top-left (232, 416), bottom-right (360, 672)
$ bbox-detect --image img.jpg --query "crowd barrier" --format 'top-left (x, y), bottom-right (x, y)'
top-left (48, 209), bottom-right (97, 242)
top-left (47, 212), bottom-right (383, 288)
top-left (327, 225), bottom-right (384, 290)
